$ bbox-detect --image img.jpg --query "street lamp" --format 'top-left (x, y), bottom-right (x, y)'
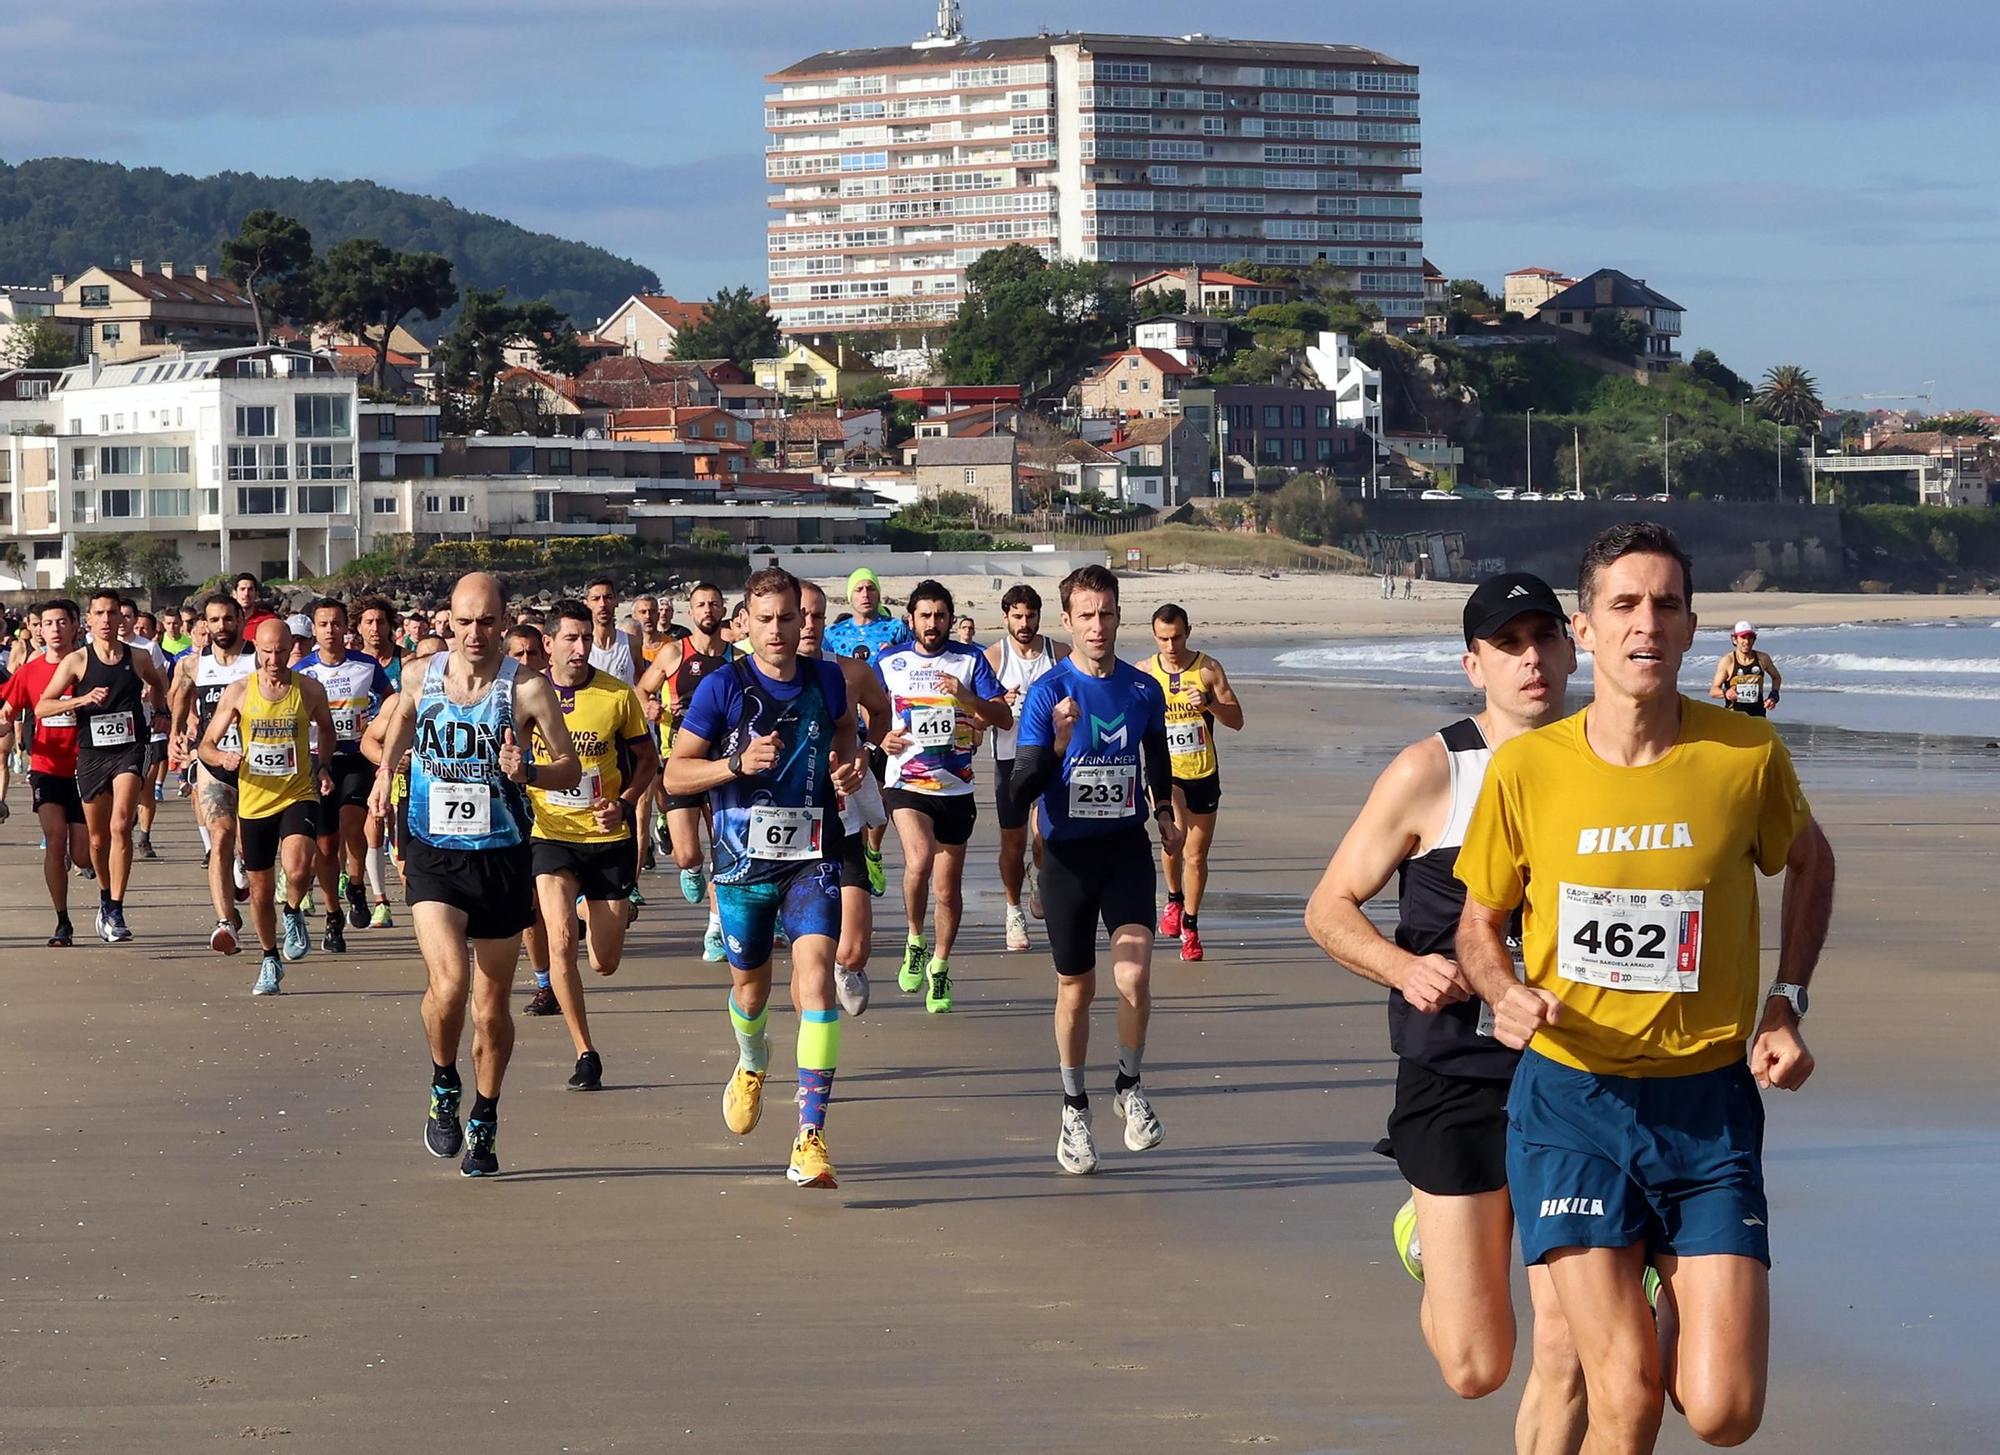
top-left (1525, 406), bottom-right (1535, 493)
top-left (1662, 412), bottom-right (1674, 497)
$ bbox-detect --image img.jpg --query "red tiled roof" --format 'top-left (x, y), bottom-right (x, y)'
top-left (1090, 348), bottom-right (1194, 379)
top-left (631, 294), bottom-right (709, 332)
top-left (98, 267), bottom-right (251, 308)
top-left (1506, 266), bottom-right (1567, 277)
top-left (612, 406), bottom-right (732, 429)
top-left (754, 415), bottom-right (847, 443)
top-left (1131, 268), bottom-right (1268, 289)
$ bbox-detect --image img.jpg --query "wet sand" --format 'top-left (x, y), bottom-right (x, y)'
top-left (1, 684), bottom-right (1993, 1453)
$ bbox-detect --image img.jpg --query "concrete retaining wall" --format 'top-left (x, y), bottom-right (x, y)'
top-left (1348, 500), bottom-right (1843, 588)
top-left (754, 548), bottom-right (1106, 581)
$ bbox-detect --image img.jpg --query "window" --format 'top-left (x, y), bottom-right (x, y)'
top-left (448, 494), bottom-right (469, 514)
top-left (372, 494), bottom-right (400, 515)
top-left (304, 444), bottom-right (350, 480)
top-left (1118, 379), bottom-right (1128, 393)
top-left (235, 405), bottom-right (276, 437)
top-left (113, 413), bottom-right (124, 430)
top-left (1139, 380), bottom-right (1151, 393)
top-left (419, 455), bottom-right (438, 478)
top-left (548, 448), bottom-right (572, 474)
top-left (1260, 437), bottom-right (1283, 463)
top-left (70, 446), bottom-right (89, 480)
top-left (101, 323), bottom-right (122, 344)
top-left (200, 488), bottom-right (220, 515)
top-left (99, 488), bottom-right (142, 518)
top-left (1315, 405), bottom-right (1333, 429)
top-left (1263, 404), bottom-right (1284, 430)
top-left (1291, 438), bottom-right (1307, 463)
top-left (236, 485), bottom-right (287, 514)
top-left (374, 454), bottom-right (396, 478)
top-left (148, 488), bottom-right (192, 516)
top-left (1559, 311), bottom-right (1573, 324)
top-left (34, 540), bottom-right (63, 560)
top-left (533, 492), bottom-right (553, 523)
top-left (962, 467), bottom-right (978, 486)
top-left (1314, 438), bottom-right (1334, 464)
top-left (295, 394), bottom-right (350, 438)
top-left (507, 446), bottom-right (535, 474)
top-left (147, 445), bottom-right (189, 475)
top-left (375, 413), bottom-right (399, 440)
top-left (297, 484), bottom-right (348, 514)
top-left (78, 285), bottom-right (110, 309)
top-left (97, 446), bottom-right (142, 475)
top-left (424, 494), bottom-right (442, 513)
top-left (421, 414), bottom-right (440, 442)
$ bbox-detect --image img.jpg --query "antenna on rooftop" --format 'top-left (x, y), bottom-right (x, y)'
top-left (913, 0), bottom-right (965, 47)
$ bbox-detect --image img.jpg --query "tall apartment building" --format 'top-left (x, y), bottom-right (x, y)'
top-left (765, 10), bottom-right (1422, 335)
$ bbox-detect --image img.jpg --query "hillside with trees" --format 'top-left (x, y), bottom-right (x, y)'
top-left (0, 157), bottom-right (655, 333)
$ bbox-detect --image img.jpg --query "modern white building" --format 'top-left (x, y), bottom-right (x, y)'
top-left (1304, 330), bottom-right (1382, 435)
top-left (765, 15), bottom-right (1422, 335)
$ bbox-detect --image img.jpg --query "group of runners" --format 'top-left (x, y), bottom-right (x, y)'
top-left (2, 523), bottom-right (1830, 1453)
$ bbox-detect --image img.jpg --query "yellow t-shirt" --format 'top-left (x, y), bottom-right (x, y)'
top-left (237, 676), bottom-right (315, 821)
top-left (528, 668), bottom-right (649, 844)
top-left (1144, 652), bottom-right (1218, 780)
top-left (1455, 697), bottom-right (1809, 1078)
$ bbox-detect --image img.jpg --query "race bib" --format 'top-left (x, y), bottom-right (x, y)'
top-left (218, 724), bottom-right (241, 754)
top-left (246, 740), bottom-right (297, 778)
top-left (1557, 883), bottom-right (1703, 993)
top-left (41, 711), bottom-right (75, 729)
top-left (428, 781), bottom-right (491, 837)
top-left (907, 703), bottom-right (956, 749)
top-left (749, 804), bottom-right (822, 861)
top-left (1166, 719), bottom-right (1208, 757)
top-left (89, 712), bottom-right (135, 748)
top-left (331, 705), bottom-right (362, 740)
top-left (1067, 762), bottom-right (1135, 820)
top-left (544, 767), bottom-right (600, 810)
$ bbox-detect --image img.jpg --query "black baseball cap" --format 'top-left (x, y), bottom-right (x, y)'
top-left (1463, 572), bottom-right (1566, 646)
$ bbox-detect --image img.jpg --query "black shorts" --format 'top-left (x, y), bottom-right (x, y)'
top-left (77, 744), bottom-right (148, 803)
top-left (320, 753), bottom-right (373, 819)
top-left (885, 786), bottom-right (976, 847)
top-left (532, 835), bottom-right (637, 902)
top-left (145, 738), bottom-right (169, 775)
top-left (1174, 772), bottom-right (1221, 817)
top-left (240, 800), bottom-right (321, 872)
top-left (839, 823), bottom-right (880, 897)
top-left (1374, 1058), bottom-right (1511, 1198)
top-left (30, 771), bottom-right (83, 825)
top-left (1041, 824), bottom-right (1156, 976)
top-left (992, 757), bottom-right (1031, 832)
top-left (659, 787), bottom-right (708, 814)
top-left (404, 838), bottom-right (535, 940)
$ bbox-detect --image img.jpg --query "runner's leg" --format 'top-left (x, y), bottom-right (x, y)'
top-left (468, 932), bottom-right (521, 1100)
top-left (246, 869), bottom-right (280, 951)
top-left (416, 901), bottom-right (475, 1073)
top-left (1055, 969), bottom-right (1094, 1080)
top-left (893, 806), bottom-right (938, 944)
top-left (930, 840), bottom-right (967, 959)
top-left (106, 770), bottom-right (141, 903)
top-left (536, 871), bottom-right (593, 1058)
top-left (1518, 1263), bottom-right (1587, 1455)
top-left (1544, 1243), bottom-right (1665, 1455)
top-left (82, 791), bottom-right (114, 887)
top-left (1179, 809), bottom-right (1217, 920)
top-left (37, 802), bottom-right (71, 917)
top-left (1108, 923), bottom-right (1152, 1069)
top-left (582, 895), bottom-right (628, 977)
top-left (1409, 1187), bottom-right (1518, 1399)
top-left (1161, 785), bottom-right (1188, 902)
top-left (999, 823), bottom-right (1028, 908)
top-left (1654, 1253), bottom-right (1768, 1448)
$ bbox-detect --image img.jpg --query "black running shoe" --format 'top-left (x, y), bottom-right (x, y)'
top-left (345, 883), bottom-right (369, 930)
top-left (322, 912), bottom-right (347, 955)
top-left (48, 916), bottom-right (74, 948)
top-left (460, 1117), bottom-right (498, 1177)
top-left (523, 985), bottom-right (560, 1017)
top-left (136, 833), bottom-right (158, 862)
top-left (567, 1051), bottom-right (603, 1092)
top-left (424, 1084), bottom-right (464, 1159)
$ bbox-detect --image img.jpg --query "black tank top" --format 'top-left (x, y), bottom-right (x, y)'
top-left (1726, 652), bottom-right (1767, 717)
top-left (1389, 718), bottom-right (1521, 1082)
top-left (75, 642), bottom-right (145, 752)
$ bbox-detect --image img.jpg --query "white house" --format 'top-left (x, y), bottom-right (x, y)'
top-left (1303, 332), bottom-right (1383, 436)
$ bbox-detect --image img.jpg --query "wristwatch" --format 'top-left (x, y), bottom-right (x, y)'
top-left (728, 751), bottom-right (744, 777)
top-left (523, 760), bottom-right (539, 786)
top-left (1767, 982), bottom-right (1809, 1017)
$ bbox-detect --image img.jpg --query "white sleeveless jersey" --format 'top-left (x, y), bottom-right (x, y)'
top-left (990, 635), bottom-right (1055, 762)
top-left (589, 633), bottom-right (636, 685)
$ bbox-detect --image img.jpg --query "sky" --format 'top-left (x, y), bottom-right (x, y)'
top-left (4, 0), bottom-right (1996, 408)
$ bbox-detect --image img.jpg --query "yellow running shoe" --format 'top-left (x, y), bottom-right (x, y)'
top-left (1392, 1195), bottom-right (1424, 1283)
top-left (723, 1066), bottom-right (766, 1135)
top-left (788, 1127), bottom-right (838, 1189)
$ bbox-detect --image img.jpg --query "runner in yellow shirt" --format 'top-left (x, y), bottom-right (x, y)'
top-left (1455, 522), bottom-right (1835, 1455)
top-left (1144, 604), bottom-right (1243, 962)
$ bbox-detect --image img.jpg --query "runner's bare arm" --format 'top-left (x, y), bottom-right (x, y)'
top-left (196, 680), bottom-right (247, 772)
top-left (1456, 895), bottom-right (1557, 1050)
top-left (664, 725), bottom-right (774, 796)
top-left (1204, 658), bottom-right (1245, 731)
top-left (366, 690), bottom-right (416, 820)
top-left (1305, 740), bottom-right (1470, 1008)
top-left (839, 660), bottom-right (893, 746)
top-left (509, 674), bottom-right (581, 793)
top-left (33, 649), bottom-right (91, 716)
top-left (133, 649), bottom-right (169, 717)
top-left (1761, 651), bottom-right (1783, 700)
top-left (1708, 655), bottom-right (1733, 699)
top-left (1751, 815), bottom-right (1832, 1090)
top-left (634, 643), bottom-right (678, 721)
top-left (948, 671), bottom-right (1013, 731)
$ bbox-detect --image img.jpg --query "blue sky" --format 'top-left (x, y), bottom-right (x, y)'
top-left (5, 0), bottom-right (1995, 407)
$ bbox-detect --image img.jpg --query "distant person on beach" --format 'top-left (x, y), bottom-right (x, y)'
top-left (1709, 621), bottom-right (1781, 717)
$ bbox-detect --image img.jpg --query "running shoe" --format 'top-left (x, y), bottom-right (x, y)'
top-left (153, 780), bottom-right (163, 802)
top-left (652, 817), bottom-right (673, 862)
top-left (1114, 1083), bottom-right (1164, 1151)
top-left (1005, 904), bottom-right (1030, 952)
top-left (1056, 1104), bottom-right (1098, 1175)
top-left (281, 907), bottom-right (310, 962)
top-left (344, 876), bottom-right (369, 930)
top-left (567, 1050), bottom-right (603, 1092)
top-left (322, 912), bottom-right (347, 955)
top-left (369, 901), bottom-right (393, 929)
top-left (1159, 899), bottom-right (1184, 938)
top-left (200, 848), bottom-right (210, 870)
top-left (209, 918), bottom-right (240, 956)
top-left (1028, 864), bottom-right (1044, 920)
top-left (679, 866), bottom-right (705, 905)
top-left (1392, 1196), bottom-right (1424, 1283)
top-left (425, 1084), bottom-right (464, 1158)
top-left (232, 859), bottom-right (249, 904)
top-left (76, 864), bottom-right (96, 881)
top-left (48, 915), bottom-right (74, 948)
top-left (702, 924), bottom-right (726, 963)
top-left (897, 936), bottom-right (926, 993)
top-left (787, 1128), bottom-right (838, 1189)
top-left (1180, 926), bottom-right (1204, 962)
top-left (627, 883), bottom-right (646, 909)
top-left (723, 1065), bottom-right (766, 1135)
top-left (252, 952), bottom-right (284, 997)
top-left (1643, 1265), bottom-right (1662, 1312)
top-left (524, 984), bottom-right (560, 1017)
top-left (460, 1117), bottom-right (498, 1177)
top-left (96, 906), bottom-right (115, 944)
top-left (136, 832), bottom-right (158, 862)
top-left (835, 965), bottom-right (870, 1018)
top-left (925, 956), bottom-right (954, 1014)
top-left (863, 844), bottom-right (886, 896)
top-left (105, 905), bottom-right (133, 943)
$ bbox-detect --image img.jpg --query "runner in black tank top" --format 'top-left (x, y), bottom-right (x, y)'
top-left (1304, 572), bottom-right (1586, 1441)
top-left (1710, 621), bottom-right (1781, 719)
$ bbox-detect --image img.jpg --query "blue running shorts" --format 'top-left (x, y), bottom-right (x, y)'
top-left (715, 861), bottom-right (842, 971)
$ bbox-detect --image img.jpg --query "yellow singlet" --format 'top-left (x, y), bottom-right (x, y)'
top-left (1455, 698), bottom-right (1809, 1078)
top-left (236, 676), bottom-right (315, 820)
top-left (1145, 652), bottom-right (1218, 780)
top-left (529, 668), bottom-right (649, 844)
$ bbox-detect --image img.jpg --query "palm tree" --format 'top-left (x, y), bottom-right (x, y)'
top-left (1755, 364), bottom-right (1824, 429)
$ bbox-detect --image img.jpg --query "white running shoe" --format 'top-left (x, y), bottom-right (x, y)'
top-left (835, 965), bottom-right (870, 1018)
top-left (1056, 1103), bottom-right (1098, 1175)
top-left (1028, 865), bottom-right (1044, 920)
top-left (1114, 1084), bottom-right (1164, 1152)
top-left (1004, 903), bottom-right (1030, 952)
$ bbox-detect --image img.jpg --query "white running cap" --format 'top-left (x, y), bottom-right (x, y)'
top-left (1731, 620), bottom-right (1756, 636)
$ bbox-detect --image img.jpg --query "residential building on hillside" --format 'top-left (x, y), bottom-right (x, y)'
top-left (1077, 347), bottom-right (1193, 417)
top-left (358, 401), bottom-right (444, 482)
top-left (1032, 437), bottom-right (1126, 499)
top-left (1302, 331), bottom-right (1382, 434)
top-left (1132, 313), bottom-right (1232, 367)
top-left (1503, 266), bottom-right (1575, 318)
top-left (1179, 381), bottom-right (1369, 480)
top-left (912, 435), bottom-right (1021, 514)
top-left (1104, 416), bottom-right (1207, 506)
top-left (716, 380), bottom-right (786, 417)
top-left (911, 401), bottom-right (1023, 438)
top-left (889, 384), bottom-right (1021, 415)
top-left (1130, 267), bottom-right (1292, 312)
top-left (1, 284), bottom-right (79, 362)
top-left (51, 263), bottom-right (256, 363)
top-left (765, 28), bottom-right (1422, 333)
top-left (0, 367), bottom-right (62, 432)
top-left (755, 413), bottom-right (852, 470)
top-left (1537, 269), bottom-right (1683, 369)
top-left (752, 343), bottom-right (886, 403)
top-left (590, 294), bottom-right (711, 357)
top-left (1421, 258), bottom-right (1446, 333)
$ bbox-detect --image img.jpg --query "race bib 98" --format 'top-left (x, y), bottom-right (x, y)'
top-left (1557, 883), bottom-right (1703, 993)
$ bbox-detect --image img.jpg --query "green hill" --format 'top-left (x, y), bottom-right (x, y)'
top-left (0, 157), bottom-right (657, 335)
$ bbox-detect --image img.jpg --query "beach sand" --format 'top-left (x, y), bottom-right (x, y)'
top-left (1, 683), bottom-right (1993, 1453)
top-left (817, 567), bottom-right (2000, 645)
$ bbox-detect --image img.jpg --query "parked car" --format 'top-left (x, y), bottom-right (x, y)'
top-left (1612, 493), bottom-right (1638, 501)
top-left (1491, 487), bottom-right (1519, 501)
top-left (1516, 490), bottom-right (1546, 502)
top-left (1645, 492), bottom-right (1672, 501)
top-left (1553, 489), bottom-right (1586, 501)
top-left (1420, 489), bottom-right (1461, 501)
